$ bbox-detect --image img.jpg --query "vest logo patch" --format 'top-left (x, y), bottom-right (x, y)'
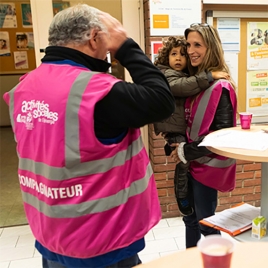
top-left (17, 100), bottom-right (58, 130)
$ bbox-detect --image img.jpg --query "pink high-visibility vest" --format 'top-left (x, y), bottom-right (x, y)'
top-left (3, 62), bottom-right (161, 258)
top-left (185, 80), bottom-right (237, 192)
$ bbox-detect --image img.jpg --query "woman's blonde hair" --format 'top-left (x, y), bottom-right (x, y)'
top-left (185, 24), bottom-right (238, 116)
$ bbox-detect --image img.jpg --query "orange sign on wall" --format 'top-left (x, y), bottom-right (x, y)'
top-left (153, 15), bottom-right (169, 29)
top-left (249, 98), bottom-right (262, 107)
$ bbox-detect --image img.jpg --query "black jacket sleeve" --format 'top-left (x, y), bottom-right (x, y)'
top-left (94, 39), bottom-right (175, 138)
top-left (184, 87), bottom-right (235, 161)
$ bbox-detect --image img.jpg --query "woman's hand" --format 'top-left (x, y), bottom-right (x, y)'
top-left (170, 143), bottom-right (181, 164)
top-left (211, 71), bottom-right (230, 80)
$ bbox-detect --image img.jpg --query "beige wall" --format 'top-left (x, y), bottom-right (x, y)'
top-left (69, 0), bottom-right (122, 21)
top-left (30, 0), bottom-right (123, 67)
top-left (0, 75), bottom-right (21, 126)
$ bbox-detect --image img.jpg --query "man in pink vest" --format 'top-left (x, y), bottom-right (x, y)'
top-left (3, 4), bottom-right (175, 268)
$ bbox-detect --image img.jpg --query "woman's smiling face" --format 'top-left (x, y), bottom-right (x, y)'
top-left (186, 31), bottom-right (207, 67)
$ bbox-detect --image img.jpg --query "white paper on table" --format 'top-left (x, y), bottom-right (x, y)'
top-left (199, 130), bottom-right (268, 151)
top-left (203, 203), bottom-right (260, 233)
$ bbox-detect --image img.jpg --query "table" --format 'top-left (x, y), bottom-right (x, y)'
top-left (206, 125), bottom-right (268, 242)
top-left (134, 242), bottom-right (268, 267)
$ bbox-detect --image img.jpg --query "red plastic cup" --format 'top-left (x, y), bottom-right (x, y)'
top-left (197, 235), bottom-right (235, 268)
top-left (239, 112), bottom-right (253, 129)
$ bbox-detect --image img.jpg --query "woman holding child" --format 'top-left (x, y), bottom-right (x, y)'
top-left (171, 23), bottom-right (238, 248)
top-left (153, 36), bottom-right (230, 217)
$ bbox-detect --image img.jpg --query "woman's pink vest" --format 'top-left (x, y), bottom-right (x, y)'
top-left (3, 63), bottom-right (161, 258)
top-left (185, 79), bottom-right (237, 192)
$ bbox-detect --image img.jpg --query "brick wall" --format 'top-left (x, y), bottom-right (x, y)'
top-left (143, 0), bottom-right (262, 218)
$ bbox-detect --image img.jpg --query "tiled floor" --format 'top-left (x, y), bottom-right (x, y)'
top-left (0, 217), bottom-right (237, 268)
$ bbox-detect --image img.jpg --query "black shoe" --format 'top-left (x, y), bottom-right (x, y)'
top-left (178, 198), bottom-right (194, 216)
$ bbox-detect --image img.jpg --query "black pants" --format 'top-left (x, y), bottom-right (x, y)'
top-left (183, 173), bottom-right (220, 248)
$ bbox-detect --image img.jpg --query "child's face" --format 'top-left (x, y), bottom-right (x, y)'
top-left (168, 47), bottom-right (187, 72)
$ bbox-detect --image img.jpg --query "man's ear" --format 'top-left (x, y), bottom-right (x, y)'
top-left (88, 29), bottom-right (98, 50)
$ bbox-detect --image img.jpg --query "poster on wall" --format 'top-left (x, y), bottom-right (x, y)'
top-left (247, 22), bottom-right (268, 70)
top-left (16, 32), bottom-right (34, 49)
top-left (0, 31), bottom-right (11, 56)
top-left (0, 3), bottom-right (17, 28)
top-left (53, 2), bottom-right (70, 16)
top-left (247, 70), bottom-right (268, 116)
top-left (151, 41), bottom-right (163, 63)
top-left (224, 52), bottom-right (238, 89)
top-left (21, 3), bottom-right (32, 27)
top-left (149, 0), bottom-right (201, 36)
top-left (217, 18), bottom-right (240, 52)
top-left (14, 51), bottom-right (29, 69)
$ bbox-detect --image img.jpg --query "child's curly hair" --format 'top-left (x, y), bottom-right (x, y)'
top-left (154, 36), bottom-right (188, 66)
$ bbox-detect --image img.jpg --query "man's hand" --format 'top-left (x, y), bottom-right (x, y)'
top-left (99, 12), bottom-right (128, 54)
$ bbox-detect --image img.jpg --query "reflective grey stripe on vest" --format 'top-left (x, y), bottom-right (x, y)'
top-left (9, 71), bottom-right (149, 216)
top-left (195, 156), bottom-right (235, 167)
top-left (18, 136), bottom-right (143, 180)
top-left (189, 80), bottom-right (235, 167)
top-left (190, 80), bottom-right (226, 141)
top-left (21, 162), bottom-right (153, 218)
top-left (65, 71), bottom-right (94, 167)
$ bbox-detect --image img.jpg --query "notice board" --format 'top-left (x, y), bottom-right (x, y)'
top-left (0, 1), bottom-right (36, 74)
top-left (213, 17), bottom-right (268, 114)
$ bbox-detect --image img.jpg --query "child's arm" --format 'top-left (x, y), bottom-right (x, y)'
top-left (165, 69), bottom-right (228, 98)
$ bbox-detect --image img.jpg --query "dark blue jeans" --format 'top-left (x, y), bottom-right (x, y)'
top-left (42, 254), bottom-right (141, 268)
top-left (183, 172), bottom-right (220, 248)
